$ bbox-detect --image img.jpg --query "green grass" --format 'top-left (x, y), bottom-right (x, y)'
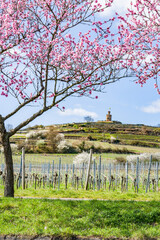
top-left (63, 129), bottom-right (160, 142)
top-left (13, 189), bottom-right (160, 201)
top-left (116, 134), bottom-right (160, 141)
top-left (0, 184), bottom-right (160, 201)
top-left (0, 198), bottom-right (160, 239)
top-left (11, 134), bottom-right (26, 139)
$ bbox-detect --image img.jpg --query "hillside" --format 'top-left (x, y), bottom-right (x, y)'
top-left (10, 122), bottom-right (160, 154)
top-left (56, 122), bottom-right (160, 147)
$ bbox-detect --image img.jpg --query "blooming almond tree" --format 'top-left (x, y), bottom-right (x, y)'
top-left (118, 0), bottom-right (160, 93)
top-left (0, 0), bottom-right (131, 197)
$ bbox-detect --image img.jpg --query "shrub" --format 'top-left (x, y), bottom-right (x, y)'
top-left (24, 139), bottom-right (36, 153)
top-left (87, 135), bottom-right (93, 141)
top-left (79, 124), bottom-right (86, 127)
top-left (68, 123), bottom-right (74, 127)
top-left (26, 130), bottom-right (46, 139)
top-left (33, 124), bottom-right (45, 129)
top-left (73, 124), bottom-right (79, 129)
top-left (78, 141), bottom-right (86, 152)
top-left (36, 140), bottom-right (50, 153)
top-left (73, 152), bottom-right (90, 165)
top-left (57, 140), bottom-right (78, 153)
top-left (36, 143), bottom-right (50, 153)
top-left (127, 152), bottom-right (160, 162)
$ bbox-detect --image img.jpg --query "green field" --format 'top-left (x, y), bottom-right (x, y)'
top-left (0, 198), bottom-right (160, 239)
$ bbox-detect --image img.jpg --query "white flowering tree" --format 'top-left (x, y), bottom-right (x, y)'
top-left (73, 152), bottom-right (90, 165)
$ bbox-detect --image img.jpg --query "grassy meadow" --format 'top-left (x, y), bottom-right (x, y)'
top-left (0, 198), bottom-right (160, 239)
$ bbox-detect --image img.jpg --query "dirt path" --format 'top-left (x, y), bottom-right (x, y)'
top-left (16, 197), bottom-right (111, 201)
top-left (13, 196), bottom-right (152, 201)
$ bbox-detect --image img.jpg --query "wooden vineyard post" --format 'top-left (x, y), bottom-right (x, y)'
top-left (93, 159), bottom-right (96, 190)
top-left (102, 164), bottom-right (104, 188)
top-left (81, 162), bottom-right (85, 189)
top-left (125, 161), bottom-right (128, 191)
top-left (22, 147), bottom-right (25, 190)
top-left (135, 157), bottom-right (139, 193)
top-left (72, 164), bottom-right (75, 187)
top-left (18, 156), bottom-right (22, 188)
top-left (115, 165), bottom-right (118, 189)
top-left (146, 155), bottom-right (152, 193)
top-left (47, 163), bottom-right (50, 180)
top-left (51, 160), bottom-right (54, 187)
top-left (97, 155), bottom-right (101, 190)
top-left (108, 163), bottom-right (111, 191)
top-left (142, 162), bottom-right (145, 188)
top-left (58, 158), bottom-right (61, 190)
top-left (85, 149), bottom-right (93, 190)
top-left (156, 162), bottom-right (159, 192)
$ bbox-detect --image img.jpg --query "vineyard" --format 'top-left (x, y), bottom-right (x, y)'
top-left (0, 151), bottom-right (159, 194)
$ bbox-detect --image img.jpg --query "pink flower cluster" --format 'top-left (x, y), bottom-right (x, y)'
top-left (119, 0), bottom-right (160, 93)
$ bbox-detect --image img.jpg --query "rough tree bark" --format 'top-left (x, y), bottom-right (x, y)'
top-left (0, 115), bottom-right (14, 197)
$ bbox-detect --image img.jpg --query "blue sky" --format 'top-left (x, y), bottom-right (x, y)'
top-left (38, 79), bottom-right (160, 127)
top-left (2, 0), bottom-right (160, 128)
top-left (3, 70), bottom-right (160, 128)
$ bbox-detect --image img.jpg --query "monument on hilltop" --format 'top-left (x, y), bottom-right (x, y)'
top-left (106, 110), bottom-right (112, 122)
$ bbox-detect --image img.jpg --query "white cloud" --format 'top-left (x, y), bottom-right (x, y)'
top-left (142, 99), bottom-right (160, 113)
top-left (99, 0), bottom-right (136, 17)
top-left (59, 108), bottom-right (98, 118)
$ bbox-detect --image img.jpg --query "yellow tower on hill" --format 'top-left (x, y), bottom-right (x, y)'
top-left (106, 110), bottom-right (112, 122)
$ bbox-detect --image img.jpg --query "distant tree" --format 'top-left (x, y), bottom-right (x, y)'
top-left (46, 126), bottom-right (62, 153)
top-left (84, 116), bottom-right (94, 122)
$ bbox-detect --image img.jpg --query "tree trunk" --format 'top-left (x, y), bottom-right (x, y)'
top-left (0, 115), bottom-right (14, 197)
top-left (3, 136), bottom-right (14, 197)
